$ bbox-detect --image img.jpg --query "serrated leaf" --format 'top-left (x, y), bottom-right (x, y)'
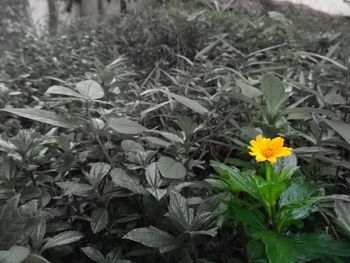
top-left (226, 203), bottom-right (268, 231)
top-left (293, 233), bottom-right (350, 260)
top-left (109, 118), bottom-right (146, 135)
top-left (123, 226), bottom-right (178, 253)
top-left (91, 208), bottom-right (109, 233)
top-left (81, 247), bottom-right (105, 262)
top-left (279, 180), bottom-right (321, 208)
top-left (0, 246), bottom-right (30, 263)
top-left (254, 231), bottom-right (299, 263)
top-left (110, 168), bottom-right (147, 195)
top-left (158, 157), bottom-right (186, 179)
top-left (76, 80), bottom-right (104, 99)
top-left (247, 240), bottom-right (265, 261)
top-left (41, 231), bottom-right (83, 252)
top-left (1, 108), bottom-right (80, 129)
top-left (45, 86), bottom-right (84, 99)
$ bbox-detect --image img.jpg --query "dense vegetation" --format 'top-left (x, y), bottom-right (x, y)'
top-left (1, 1), bottom-right (350, 262)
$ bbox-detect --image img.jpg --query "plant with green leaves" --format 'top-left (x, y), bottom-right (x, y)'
top-left (208, 134), bottom-right (350, 263)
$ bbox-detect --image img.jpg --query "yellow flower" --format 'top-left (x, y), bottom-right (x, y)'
top-left (248, 135), bottom-right (292, 163)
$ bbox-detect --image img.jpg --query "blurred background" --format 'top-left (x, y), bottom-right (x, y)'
top-left (2, 0), bottom-right (350, 38)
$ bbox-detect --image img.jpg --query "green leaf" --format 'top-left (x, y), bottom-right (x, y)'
top-left (258, 182), bottom-right (287, 207)
top-left (1, 108), bottom-right (80, 129)
top-left (41, 231), bottom-right (83, 252)
top-left (81, 247), bottom-right (105, 262)
top-left (324, 119), bottom-right (350, 144)
top-left (261, 73), bottom-right (289, 115)
top-left (279, 180), bottom-right (321, 208)
top-left (45, 86), bottom-right (84, 99)
top-left (123, 226), bottom-right (178, 253)
top-left (110, 168), bottom-right (147, 195)
top-left (247, 240), bottom-right (265, 261)
top-left (91, 208), bottom-right (109, 233)
top-left (22, 254), bottom-right (50, 263)
top-left (157, 157), bottom-right (186, 179)
top-left (76, 80), bottom-right (104, 99)
top-left (0, 246), bottom-right (30, 263)
top-left (293, 233), bottom-right (350, 260)
top-left (165, 91), bottom-right (208, 115)
top-left (254, 231), bottom-right (299, 263)
top-left (109, 118), bottom-right (146, 135)
top-left (275, 207), bottom-right (311, 233)
top-left (212, 163), bottom-right (259, 199)
top-left (87, 162), bottom-right (111, 188)
top-left (226, 203), bottom-right (268, 231)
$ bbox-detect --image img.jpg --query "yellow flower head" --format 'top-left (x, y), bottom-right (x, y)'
top-left (248, 135), bottom-right (292, 164)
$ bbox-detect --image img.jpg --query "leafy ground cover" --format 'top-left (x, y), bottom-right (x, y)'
top-left (0, 1), bottom-right (350, 262)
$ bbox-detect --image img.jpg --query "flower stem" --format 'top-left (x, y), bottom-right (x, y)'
top-left (265, 162), bottom-right (272, 182)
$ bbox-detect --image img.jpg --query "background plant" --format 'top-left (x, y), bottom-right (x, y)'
top-left (0, 1), bottom-right (350, 262)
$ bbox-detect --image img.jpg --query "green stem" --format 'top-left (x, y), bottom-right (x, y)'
top-left (265, 162), bottom-right (272, 182)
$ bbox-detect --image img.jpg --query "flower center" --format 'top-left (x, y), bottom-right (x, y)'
top-left (263, 148), bottom-right (276, 158)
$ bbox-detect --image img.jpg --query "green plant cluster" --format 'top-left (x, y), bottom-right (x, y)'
top-left (0, 1), bottom-right (350, 262)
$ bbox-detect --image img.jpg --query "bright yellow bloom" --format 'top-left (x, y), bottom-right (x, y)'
top-left (248, 135), bottom-right (292, 163)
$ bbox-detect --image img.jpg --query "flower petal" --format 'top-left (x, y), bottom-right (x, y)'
top-left (256, 155), bottom-right (267, 162)
top-left (276, 147), bottom-right (292, 158)
top-left (271, 137), bottom-right (284, 149)
top-left (267, 157), bottom-right (277, 163)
